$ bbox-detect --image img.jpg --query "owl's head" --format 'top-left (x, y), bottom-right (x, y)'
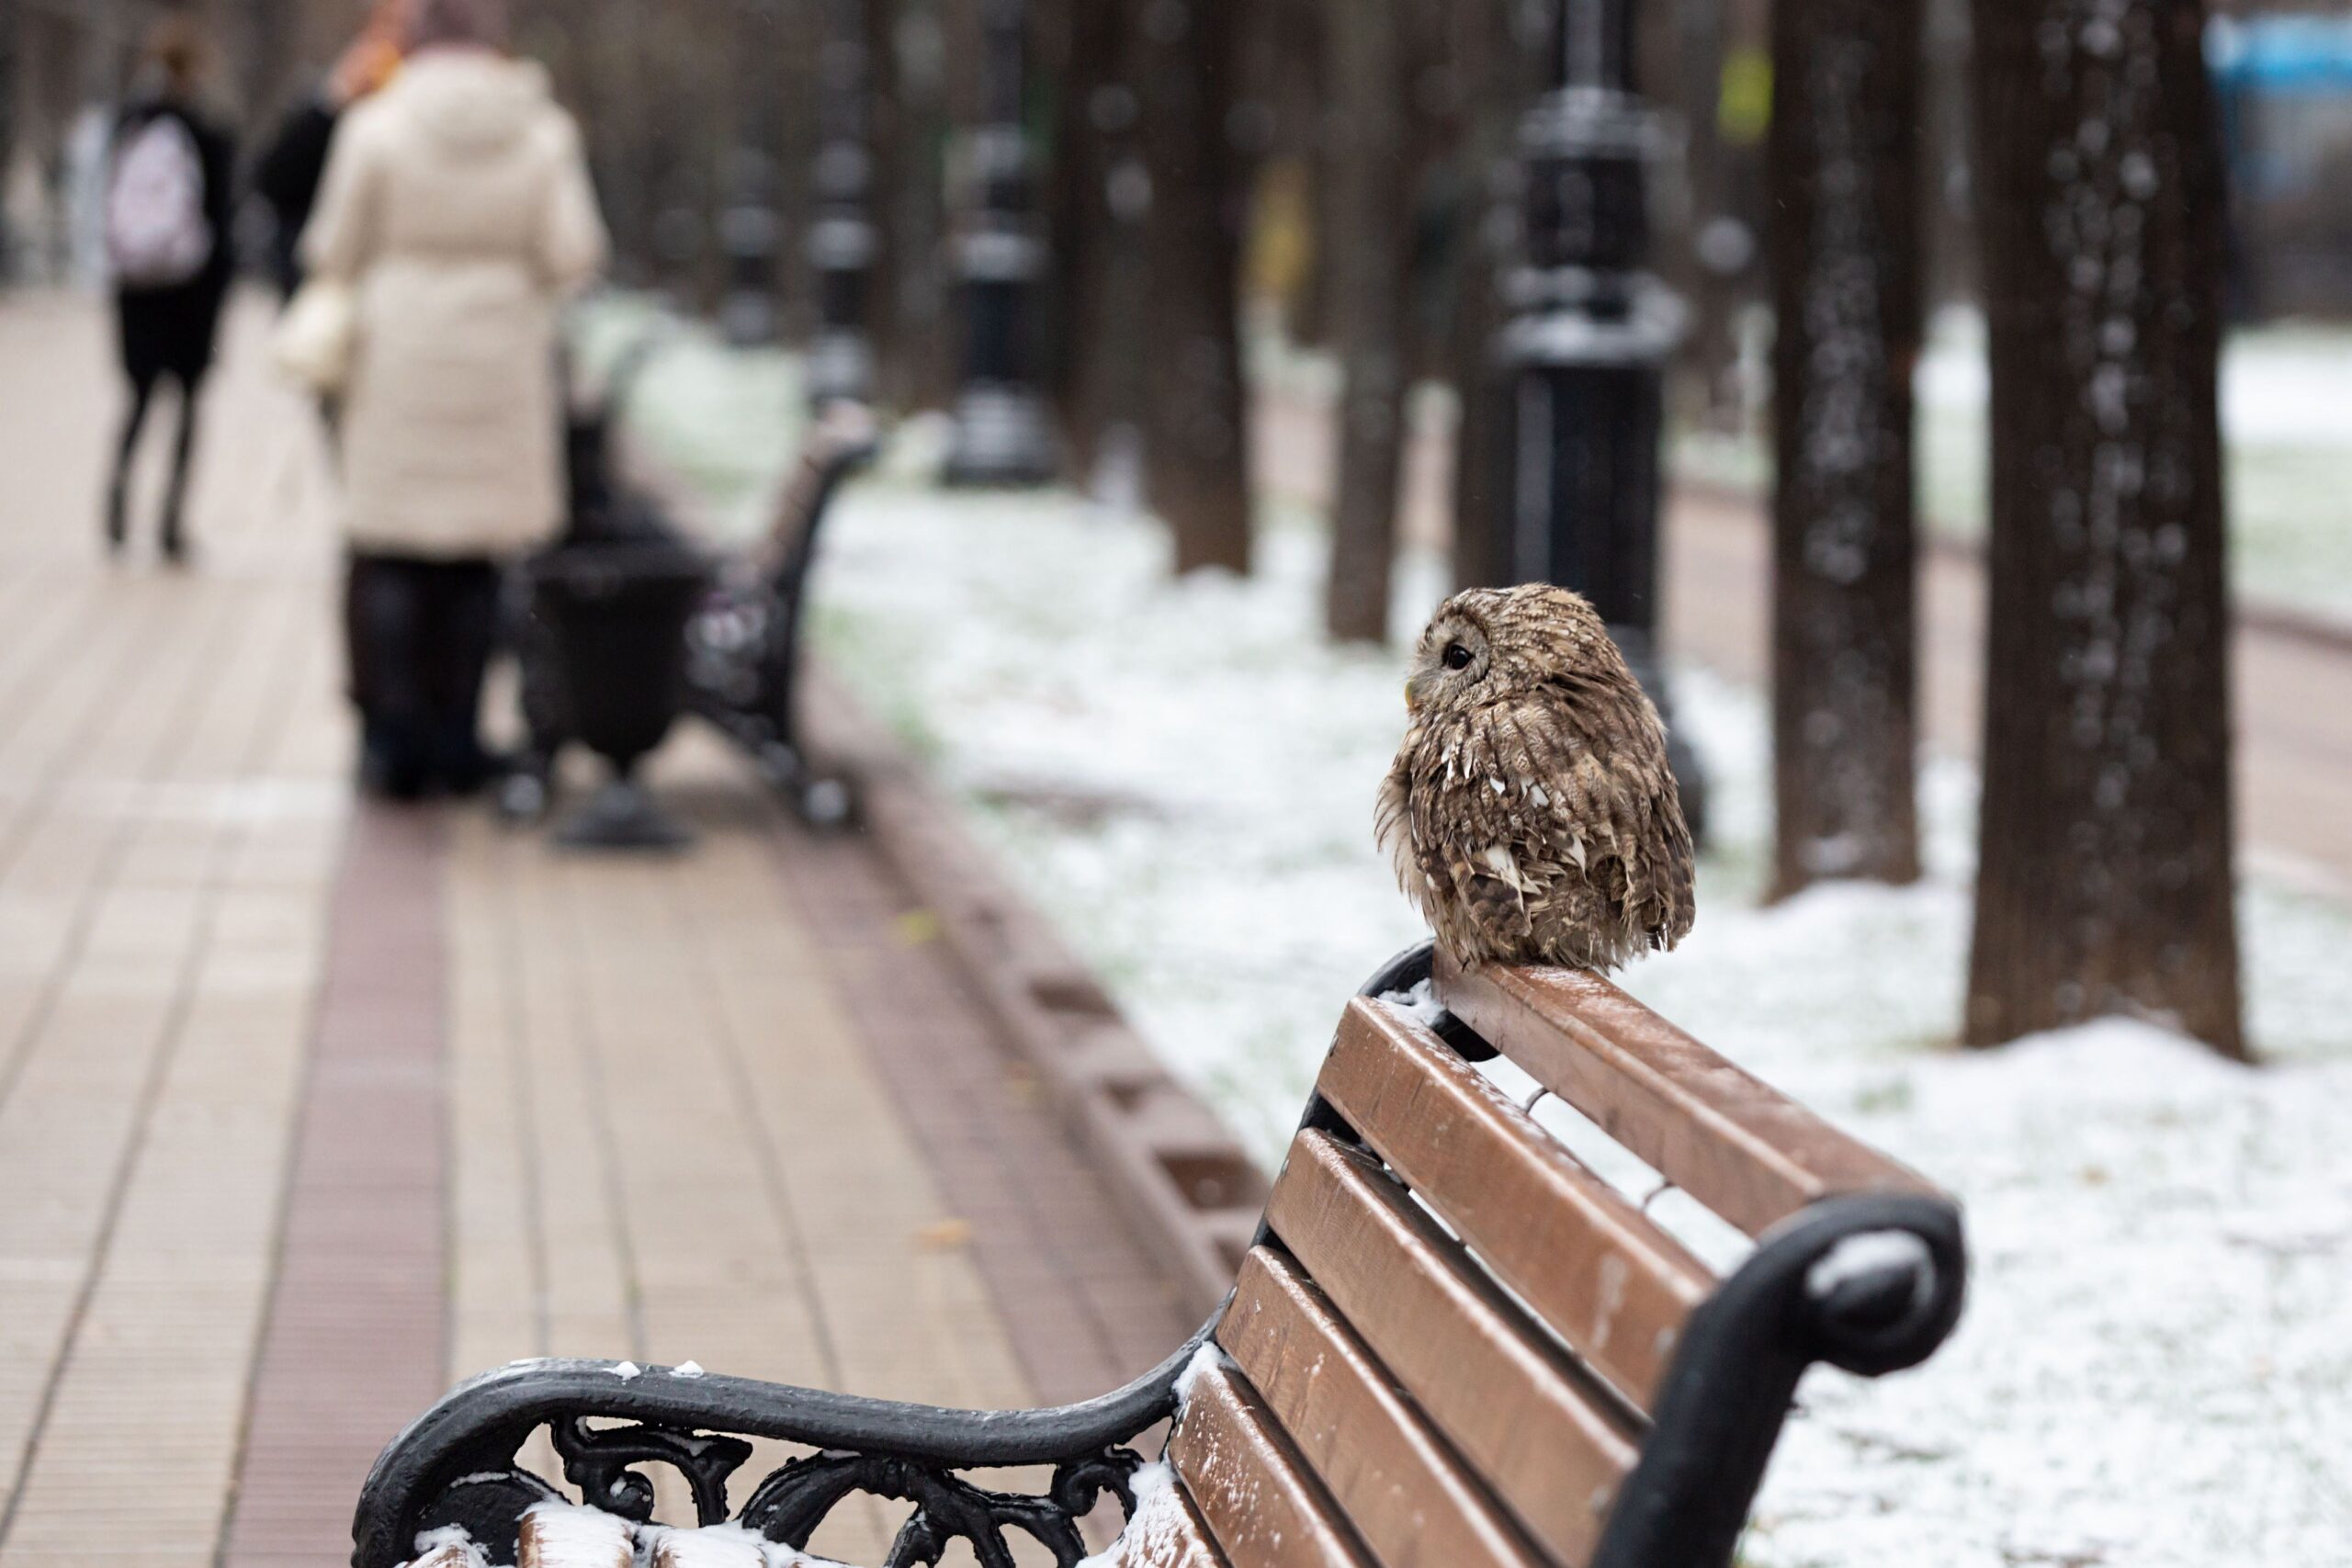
top-left (1404, 584), bottom-right (1622, 716)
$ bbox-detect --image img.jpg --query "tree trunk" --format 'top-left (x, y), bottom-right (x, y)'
top-left (1921, 0), bottom-right (1979, 309)
top-left (1964, 0), bottom-right (2245, 1057)
top-left (0, 0), bottom-right (17, 282)
top-left (1041, 0), bottom-right (1133, 477)
top-left (239, 0), bottom-right (300, 121)
top-left (1766, 0), bottom-right (1923, 898)
top-left (1447, 193), bottom-right (1505, 591)
top-left (875, 0), bottom-right (955, 411)
top-left (1135, 0), bottom-right (1252, 575)
top-left (1323, 0), bottom-right (1408, 640)
top-left (1670, 0), bottom-right (1747, 428)
top-left (861, 0), bottom-right (903, 389)
top-left (1442, 0), bottom-right (1521, 592)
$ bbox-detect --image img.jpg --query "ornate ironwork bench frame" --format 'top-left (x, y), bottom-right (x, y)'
top-left (516, 338), bottom-right (879, 829)
top-left (352, 942), bottom-right (1965, 1568)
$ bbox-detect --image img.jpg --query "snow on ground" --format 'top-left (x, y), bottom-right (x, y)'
top-left (816, 479), bottom-right (1443, 1156)
top-left (1677, 308), bottom-right (2352, 629)
top-left (801, 482), bottom-right (2352, 1568)
top-left (602, 309), bottom-right (2352, 1565)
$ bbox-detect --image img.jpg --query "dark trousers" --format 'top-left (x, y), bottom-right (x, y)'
top-left (345, 553), bottom-right (503, 796)
top-left (107, 367), bottom-right (205, 554)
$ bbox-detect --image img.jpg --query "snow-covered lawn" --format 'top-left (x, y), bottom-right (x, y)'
top-left (1678, 309), bottom-right (2352, 630)
top-left (600, 310), bottom-right (2352, 1565)
top-left (802, 484), bottom-right (2352, 1568)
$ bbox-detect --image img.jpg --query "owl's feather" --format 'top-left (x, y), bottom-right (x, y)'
top-left (1381, 585), bottom-right (1695, 974)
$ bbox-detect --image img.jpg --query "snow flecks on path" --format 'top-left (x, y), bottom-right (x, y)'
top-left (814, 487), bottom-right (1444, 1159)
top-left (808, 484), bottom-right (2352, 1568)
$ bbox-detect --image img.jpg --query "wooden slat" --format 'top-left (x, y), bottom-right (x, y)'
top-left (1099, 1478), bottom-right (1229, 1568)
top-left (1321, 998), bottom-right (1712, 1411)
top-left (1171, 1362), bottom-right (1375, 1568)
top-left (1218, 1247), bottom-right (1546, 1568)
top-left (647, 1528), bottom-right (765, 1568)
top-left (517, 1503), bottom-right (635, 1568)
top-left (1264, 1132), bottom-right (1638, 1565)
top-left (1435, 952), bottom-right (1939, 1236)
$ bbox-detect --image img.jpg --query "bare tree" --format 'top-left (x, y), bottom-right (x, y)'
top-left (874, 0), bottom-right (955, 410)
top-left (1664, 0), bottom-right (1747, 427)
top-left (1322, 0), bottom-right (1408, 639)
top-left (1040, 0), bottom-right (1135, 477)
top-left (1766, 0), bottom-right (1923, 898)
top-left (1443, 0), bottom-right (1530, 592)
top-left (1964, 0), bottom-right (2245, 1057)
top-left (0, 0), bottom-right (17, 279)
top-left (858, 0), bottom-right (904, 399)
top-left (1133, 0), bottom-right (1252, 575)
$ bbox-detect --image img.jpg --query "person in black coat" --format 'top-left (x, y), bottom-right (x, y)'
top-left (105, 18), bottom-right (235, 565)
top-left (252, 2), bottom-right (406, 299)
top-left (251, 96), bottom-right (338, 302)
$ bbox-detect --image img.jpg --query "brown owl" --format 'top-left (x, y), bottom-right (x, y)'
top-left (1377, 585), bottom-right (1695, 973)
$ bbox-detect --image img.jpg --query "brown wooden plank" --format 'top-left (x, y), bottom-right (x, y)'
top-left (1264, 1132), bottom-right (1638, 1565)
top-left (1434, 951), bottom-right (1939, 1236)
top-left (518, 1502), bottom-right (636, 1568)
top-left (1321, 998), bottom-right (1712, 1411)
top-left (1171, 1362), bottom-right (1376, 1568)
top-left (1100, 1478), bottom-right (1230, 1568)
top-left (1217, 1247), bottom-right (1548, 1568)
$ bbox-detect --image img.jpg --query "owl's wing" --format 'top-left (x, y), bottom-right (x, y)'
top-left (1398, 724), bottom-right (1534, 952)
top-left (1451, 693), bottom-right (1694, 950)
top-left (1387, 738), bottom-right (1530, 948)
top-left (1375, 754), bottom-right (1426, 905)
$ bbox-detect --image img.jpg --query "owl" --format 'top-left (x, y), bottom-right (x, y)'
top-left (1377, 585), bottom-right (1694, 973)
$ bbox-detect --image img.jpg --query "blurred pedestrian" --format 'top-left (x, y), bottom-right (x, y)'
top-left (103, 17), bottom-right (235, 564)
top-left (253, 0), bottom-right (408, 300)
top-left (300, 0), bottom-right (607, 799)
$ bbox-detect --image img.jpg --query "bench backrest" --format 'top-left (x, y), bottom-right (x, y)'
top-left (1142, 946), bottom-right (1964, 1568)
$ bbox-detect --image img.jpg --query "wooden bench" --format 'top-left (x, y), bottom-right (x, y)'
top-left (510, 344), bottom-right (878, 828)
top-left (351, 940), bottom-right (1965, 1568)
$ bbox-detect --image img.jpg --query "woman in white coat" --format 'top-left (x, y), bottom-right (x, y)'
top-left (301, 0), bottom-right (606, 798)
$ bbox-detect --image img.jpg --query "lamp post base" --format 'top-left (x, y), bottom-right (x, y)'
top-left (944, 382), bottom-right (1057, 488)
top-left (805, 329), bottom-right (874, 410)
top-left (555, 775), bottom-right (695, 853)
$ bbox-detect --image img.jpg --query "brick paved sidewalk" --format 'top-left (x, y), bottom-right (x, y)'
top-left (0, 291), bottom-right (1189, 1568)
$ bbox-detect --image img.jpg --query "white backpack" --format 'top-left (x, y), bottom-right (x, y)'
top-left (107, 116), bottom-right (212, 288)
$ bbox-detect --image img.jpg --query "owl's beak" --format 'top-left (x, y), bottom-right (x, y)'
top-left (1403, 671), bottom-right (1430, 714)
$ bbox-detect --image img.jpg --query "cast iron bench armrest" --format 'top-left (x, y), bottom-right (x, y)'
top-left (1590, 1189), bottom-right (1965, 1567)
top-left (353, 1319), bottom-right (1217, 1568)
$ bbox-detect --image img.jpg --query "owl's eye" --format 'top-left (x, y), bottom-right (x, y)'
top-left (1442, 641), bottom-right (1474, 671)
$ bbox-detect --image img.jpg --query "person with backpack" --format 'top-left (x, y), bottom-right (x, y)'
top-left (104, 17), bottom-right (235, 565)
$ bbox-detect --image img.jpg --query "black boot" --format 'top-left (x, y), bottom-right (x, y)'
top-left (358, 717), bottom-right (432, 802)
top-left (429, 721), bottom-right (504, 797)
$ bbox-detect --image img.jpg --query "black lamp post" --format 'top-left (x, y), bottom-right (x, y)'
top-left (718, 2), bottom-right (784, 349)
top-left (943, 0), bottom-right (1055, 485)
top-left (806, 0), bottom-right (876, 408)
top-left (718, 151), bottom-right (784, 348)
top-left (1494, 0), bottom-right (1707, 831)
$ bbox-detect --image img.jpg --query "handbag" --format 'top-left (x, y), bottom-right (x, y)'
top-left (270, 278), bottom-right (359, 395)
